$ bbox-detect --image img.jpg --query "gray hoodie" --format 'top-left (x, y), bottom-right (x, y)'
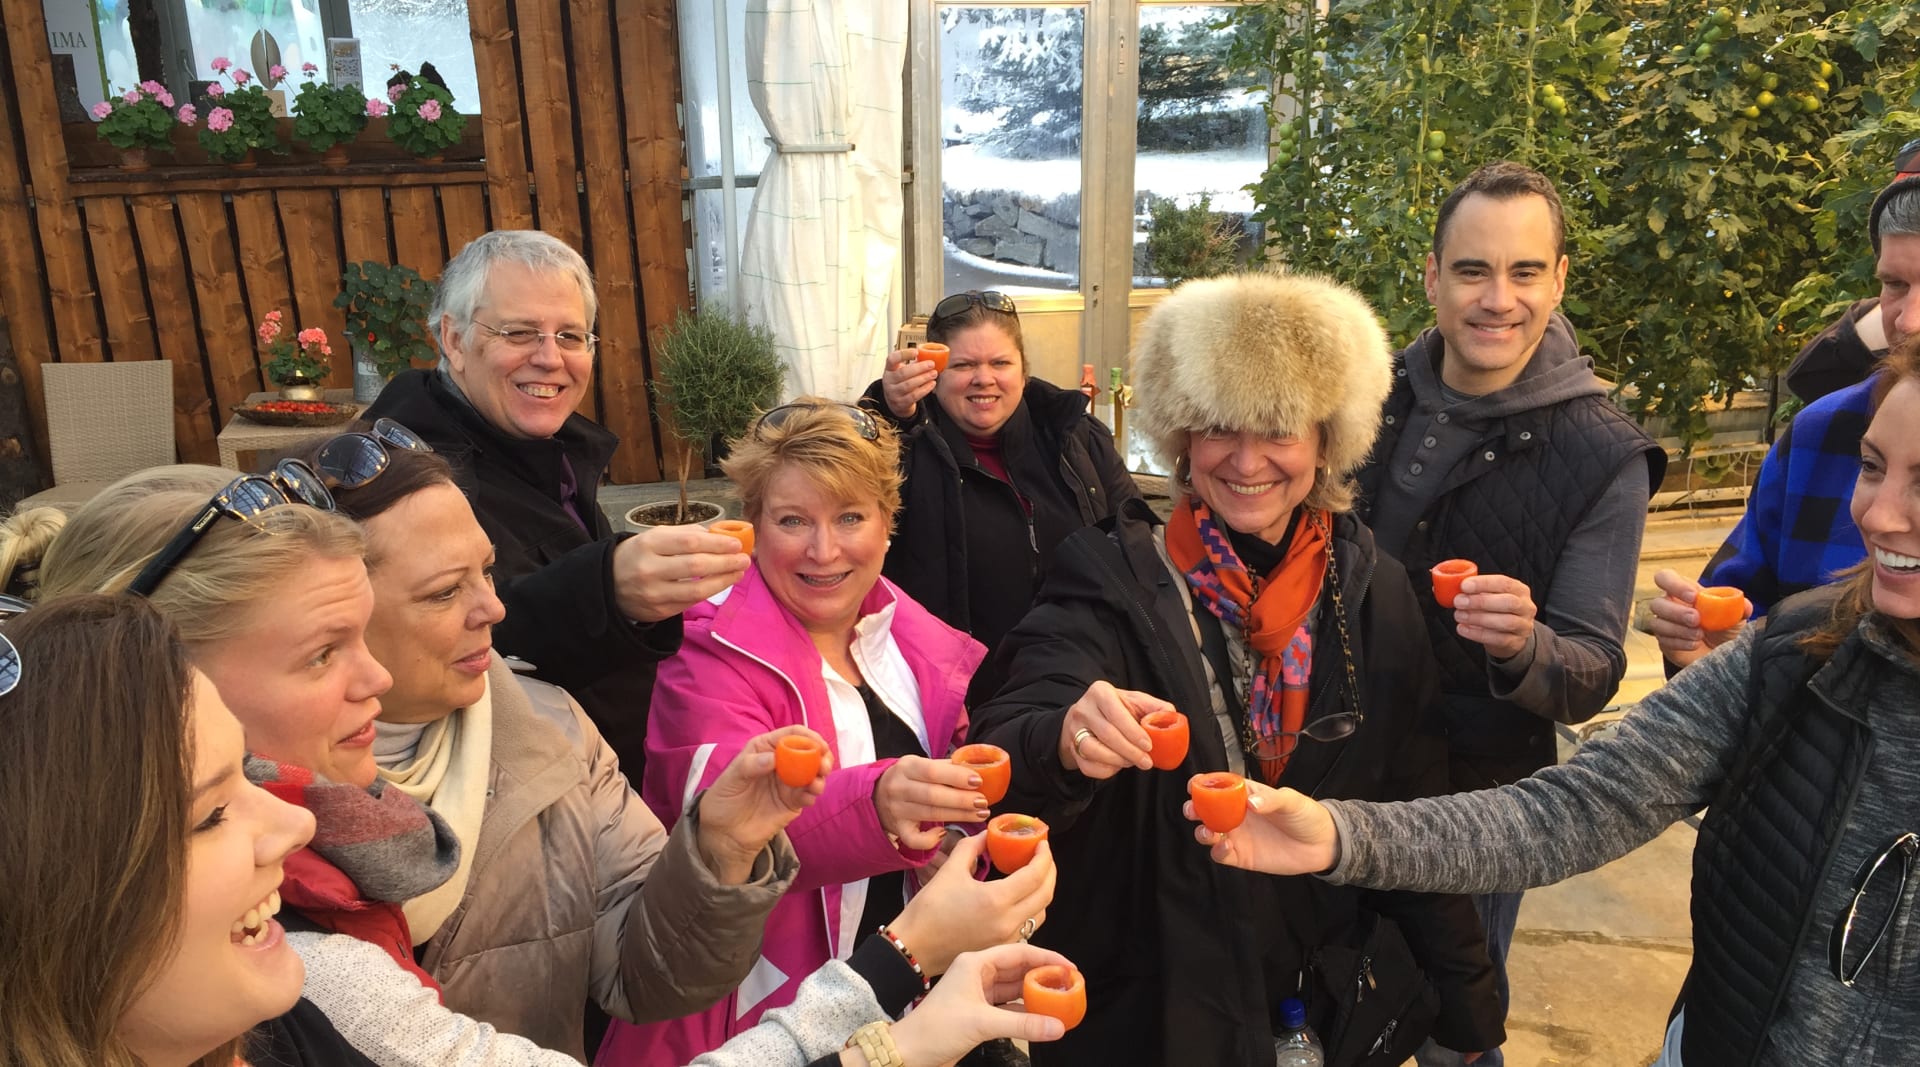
top-left (1368, 312), bottom-right (1650, 725)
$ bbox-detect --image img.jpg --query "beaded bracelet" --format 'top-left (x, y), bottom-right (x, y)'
top-left (874, 923), bottom-right (931, 997)
top-left (845, 1021), bottom-right (906, 1067)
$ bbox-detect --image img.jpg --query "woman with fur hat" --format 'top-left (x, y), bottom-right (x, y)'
top-left (969, 271), bottom-right (1504, 1067)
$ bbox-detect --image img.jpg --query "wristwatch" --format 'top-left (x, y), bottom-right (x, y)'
top-left (844, 1021), bottom-right (906, 1067)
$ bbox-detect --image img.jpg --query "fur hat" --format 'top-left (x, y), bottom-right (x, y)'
top-left (1130, 271), bottom-right (1392, 486)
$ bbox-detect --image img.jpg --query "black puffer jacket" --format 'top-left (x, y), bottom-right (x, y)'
top-left (861, 376), bottom-right (1138, 700)
top-left (365, 369), bottom-right (678, 773)
top-left (970, 498), bottom-right (1502, 1067)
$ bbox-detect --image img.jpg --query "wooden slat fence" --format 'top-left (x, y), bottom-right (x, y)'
top-left (0, 0), bottom-right (689, 492)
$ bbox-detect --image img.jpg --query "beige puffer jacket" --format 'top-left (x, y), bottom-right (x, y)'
top-left (419, 657), bottom-right (798, 1059)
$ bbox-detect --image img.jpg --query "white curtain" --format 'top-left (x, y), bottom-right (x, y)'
top-left (739, 0), bottom-right (905, 403)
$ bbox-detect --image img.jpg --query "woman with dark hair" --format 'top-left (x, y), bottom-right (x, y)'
top-left (864, 291), bottom-right (1139, 700)
top-left (0, 594), bottom-right (338, 1067)
top-left (1197, 336), bottom-right (1920, 1065)
top-left (970, 273), bottom-right (1501, 1066)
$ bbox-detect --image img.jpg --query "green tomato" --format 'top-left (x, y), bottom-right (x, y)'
top-left (1813, 79), bottom-right (1829, 95)
top-left (1427, 130), bottom-right (1447, 149)
top-left (1274, 150), bottom-right (1294, 164)
top-left (1695, 43), bottom-right (1714, 60)
top-left (1546, 97), bottom-right (1568, 116)
top-left (1755, 90), bottom-right (1776, 108)
top-left (1742, 105), bottom-right (1761, 118)
top-left (1715, 6), bottom-right (1734, 24)
top-left (1819, 60), bottom-right (1834, 79)
top-left (1425, 148), bottom-right (1445, 164)
top-left (1702, 25), bottom-right (1724, 44)
top-left (1800, 95), bottom-right (1821, 112)
top-left (1761, 72), bottom-right (1779, 90)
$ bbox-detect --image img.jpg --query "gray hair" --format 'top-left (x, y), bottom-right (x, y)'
top-left (1870, 177), bottom-right (1920, 254)
top-left (432, 230), bottom-right (598, 361)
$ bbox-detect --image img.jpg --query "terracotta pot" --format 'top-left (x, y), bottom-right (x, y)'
top-left (121, 148), bottom-right (151, 172)
top-left (321, 144), bottom-right (350, 167)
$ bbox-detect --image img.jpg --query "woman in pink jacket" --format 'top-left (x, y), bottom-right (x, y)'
top-left (599, 400), bottom-right (1049, 1067)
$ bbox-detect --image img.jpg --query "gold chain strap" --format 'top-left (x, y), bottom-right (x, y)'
top-left (1237, 513), bottom-right (1361, 755)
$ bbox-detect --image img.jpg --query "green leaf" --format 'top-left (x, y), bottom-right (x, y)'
top-left (1647, 204), bottom-right (1667, 235)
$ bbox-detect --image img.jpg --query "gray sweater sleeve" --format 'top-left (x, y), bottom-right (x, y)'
top-left (1324, 629), bottom-right (1753, 894)
top-left (690, 961), bottom-right (887, 1066)
top-left (1486, 456), bottom-right (1650, 722)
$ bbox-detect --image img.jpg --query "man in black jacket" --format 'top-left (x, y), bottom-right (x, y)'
top-left (365, 231), bottom-right (747, 775)
top-left (1353, 164), bottom-right (1664, 1067)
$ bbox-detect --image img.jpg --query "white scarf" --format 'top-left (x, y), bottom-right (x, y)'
top-left (373, 676), bottom-right (494, 944)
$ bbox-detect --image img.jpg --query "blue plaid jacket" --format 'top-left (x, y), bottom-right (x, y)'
top-left (1700, 377), bottom-right (1872, 614)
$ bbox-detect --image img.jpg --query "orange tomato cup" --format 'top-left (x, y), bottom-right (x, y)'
top-left (916, 342), bottom-right (950, 374)
top-left (1693, 585), bottom-right (1747, 633)
top-left (1189, 772), bottom-right (1250, 834)
top-left (710, 519), bottom-right (755, 555)
top-left (952, 743), bottom-right (1012, 806)
top-left (986, 812), bottom-right (1049, 874)
top-left (1022, 964), bottom-right (1087, 1031)
top-left (773, 734), bottom-right (826, 789)
top-left (1140, 710), bottom-right (1190, 771)
top-left (1430, 558), bottom-right (1479, 609)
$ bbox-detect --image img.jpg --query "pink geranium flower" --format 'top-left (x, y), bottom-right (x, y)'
top-left (208, 83), bottom-right (225, 98)
top-left (302, 62), bottom-right (318, 74)
top-left (176, 104), bottom-right (196, 124)
top-left (210, 57), bottom-right (232, 73)
top-left (207, 107), bottom-right (234, 133)
top-left (139, 80), bottom-right (163, 95)
top-left (418, 99), bottom-right (442, 121)
top-left (122, 89), bottom-right (141, 105)
top-left (387, 83), bottom-right (404, 103)
top-left (233, 69), bottom-right (252, 86)
top-left (269, 65), bottom-right (286, 83)
top-left (156, 89), bottom-right (174, 108)
top-left (91, 101), bottom-right (112, 120)
top-left (365, 98), bottom-right (390, 118)
top-left (258, 310), bottom-right (283, 344)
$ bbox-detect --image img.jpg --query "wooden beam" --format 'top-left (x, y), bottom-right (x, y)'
top-left (276, 189), bottom-right (349, 388)
top-left (128, 195), bottom-right (218, 464)
top-left (338, 187), bottom-right (392, 267)
top-left (177, 193), bottom-right (267, 406)
top-left (469, 0), bottom-right (534, 229)
top-left (388, 186), bottom-right (447, 281)
top-left (78, 196), bottom-right (160, 363)
top-left (0, 7), bottom-right (57, 470)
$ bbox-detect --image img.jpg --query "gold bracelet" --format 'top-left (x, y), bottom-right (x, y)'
top-left (845, 1021), bottom-right (905, 1067)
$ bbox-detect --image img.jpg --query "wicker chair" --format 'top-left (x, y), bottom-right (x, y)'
top-left (17, 360), bottom-right (176, 512)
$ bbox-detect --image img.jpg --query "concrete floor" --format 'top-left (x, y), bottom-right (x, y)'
top-left (599, 479), bottom-right (1737, 1066)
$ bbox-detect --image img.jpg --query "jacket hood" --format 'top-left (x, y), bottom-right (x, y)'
top-left (1129, 271), bottom-right (1392, 479)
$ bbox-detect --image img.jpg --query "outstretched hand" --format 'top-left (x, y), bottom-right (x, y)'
top-left (886, 943), bottom-right (1073, 1066)
top-left (1185, 779), bottom-right (1340, 876)
top-left (696, 725), bottom-right (832, 883)
top-left (890, 833), bottom-right (1057, 976)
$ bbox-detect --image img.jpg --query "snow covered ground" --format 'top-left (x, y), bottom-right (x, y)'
top-left (942, 142), bottom-right (1265, 213)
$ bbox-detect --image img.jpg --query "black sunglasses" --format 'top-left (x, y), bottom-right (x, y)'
top-left (753, 402), bottom-right (881, 442)
top-left (0, 596), bottom-right (24, 698)
top-left (1830, 831), bottom-right (1918, 988)
top-left (929, 290), bottom-right (1018, 332)
top-left (313, 418), bottom-right (433, 489)
top-left (125, 460), bottom-right (336, 599)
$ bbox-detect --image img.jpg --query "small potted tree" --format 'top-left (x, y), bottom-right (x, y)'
top-left (627, 306), bottom-right (784, 528)
top-left (335, 262), bottom-right (437, 401)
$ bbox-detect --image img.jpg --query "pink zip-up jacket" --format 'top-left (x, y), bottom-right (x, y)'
top-left (595, 563), bottom-right (983, 1067)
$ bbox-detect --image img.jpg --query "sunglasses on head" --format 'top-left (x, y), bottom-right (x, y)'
top-left (752, 401), bottom-right (881, 442)
top-left (125, 459), bottom-right (335, 599)
top-left (312, 417), bottom-right (434, 490)
top-left (0, 595), bottom-right (25, 698)
top-left (929, 290), bottom-right (1018, 332)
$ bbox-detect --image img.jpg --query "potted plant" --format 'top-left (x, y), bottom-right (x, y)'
top-left (197, 58), bottom-right (285, 165)
top-left (290, 62), bottom-right (369, 163)
top-left (90, 81), bottom-right (186, 170)
top-left (335, 262), bottom-right (437, 401)
top-left (258, 311), bottom-right (333, 400)
top-left (385, 74), bottom-right (467, 160)
top-left (629, 306), bottom-right (784, 528)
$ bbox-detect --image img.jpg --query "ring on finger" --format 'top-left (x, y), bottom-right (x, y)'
top-left (1018, 916), bottom-right (1038, 942)
top-left (1071, 727), bottom-right (1093, 757)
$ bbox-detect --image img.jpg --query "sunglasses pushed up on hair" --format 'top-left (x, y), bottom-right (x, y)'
top-left (124, 419), bottom-right (433, 599)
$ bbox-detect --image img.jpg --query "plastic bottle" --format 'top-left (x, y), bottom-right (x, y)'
top-left (1273, 997), bottom-right (1324, 1067)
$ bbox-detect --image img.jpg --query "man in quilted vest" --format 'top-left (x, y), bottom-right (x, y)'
top-left (1352, 162), bottom-right (1666, 1067)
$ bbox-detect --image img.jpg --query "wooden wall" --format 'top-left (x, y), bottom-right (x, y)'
top-left (0, 0), bottom-right (691, 488)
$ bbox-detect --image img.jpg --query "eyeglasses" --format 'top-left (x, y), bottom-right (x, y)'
top-left (1830, 831), bottom-right (1918, 988)
top-left (753, 401), bottom-right (881, 442)
top-left (0, 630), bottom-right (17, 698)
top-left (124, 460), bottom-right (336, 599)
top-left (313, 418), bottom-right (433, 490)
top-left (1248, 712), bottom-right (1364, 761)
top-left (929, 290), bottom-right (1018, 332)
top-left (472, 319), bottom-right (598, 354)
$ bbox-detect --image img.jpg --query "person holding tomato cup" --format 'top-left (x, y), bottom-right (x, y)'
top-left (968, 273), bottom-right (1503, 1066)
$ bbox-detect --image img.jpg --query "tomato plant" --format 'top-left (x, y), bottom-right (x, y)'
top-left (1228, 0), bottom-right (1920, 440)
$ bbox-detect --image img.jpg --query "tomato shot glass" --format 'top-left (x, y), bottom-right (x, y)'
top-left (1140, 710), bottom-right (1190, 771)
top-left (951, 743), bottom-right (1012, 806)
top-left (1189, 772), bottom-right (1250, 834)
top-left (1430, 559), bottom-right (1478, 609)
top-left (916, 342), bottom-right (950, 374)
top-left (710, 519), bottom-right (755, 555)
top-left (1693, 586), bottom-right (1748, 632)
top-left (986, 813), bottom-right (1049, 874)
top-left (773, 734), bottom-right (826, 789)
top-left (1022, 964), bottom-right (1087, 1031)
